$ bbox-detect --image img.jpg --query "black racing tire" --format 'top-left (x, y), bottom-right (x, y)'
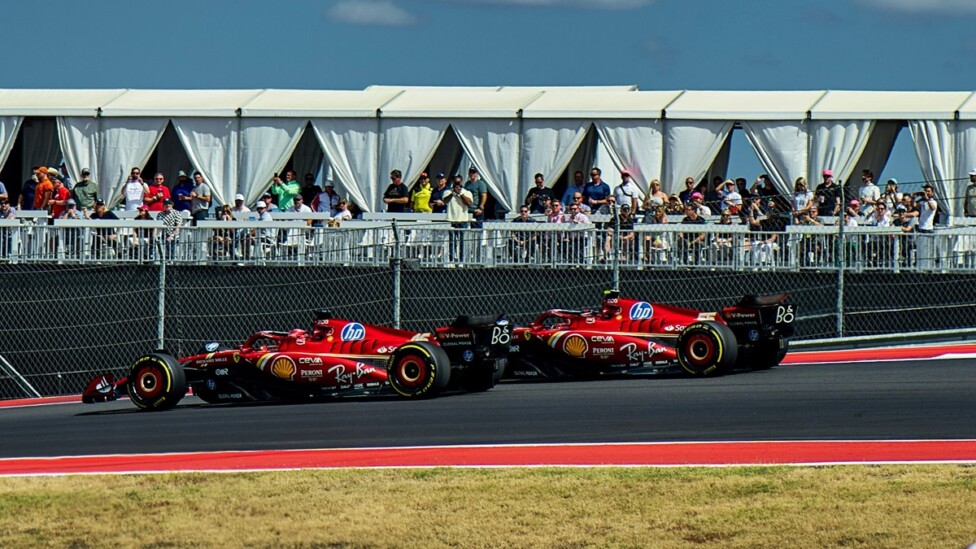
top-left (127, 353), bottom-right (187, 411)
top-left (463, 358), bottom-right (507, 393)
top-left (676, 321), bottom-right (738, 377)
top-left (387, 342), bottom-right (451, 398)
top-left (751, 339), bottom-right (789, 371)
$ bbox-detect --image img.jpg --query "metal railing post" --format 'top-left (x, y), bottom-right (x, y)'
top-left (611, 204), bottom-right (620, 291)
top-left (836, 216), bottom-right (845, 338)
top-left (158, 254), bottom-right (166, 349)
top-left (391, 221), bottom-right (402, 330)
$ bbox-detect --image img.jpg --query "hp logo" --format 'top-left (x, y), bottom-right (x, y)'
top-left (340, 323), bottom-right (366, 341)
top-left (629, 302), bottom-right (654, 320)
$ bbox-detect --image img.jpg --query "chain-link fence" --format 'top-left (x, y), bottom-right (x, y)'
top-left (5, 219), bottom-right (976, 399)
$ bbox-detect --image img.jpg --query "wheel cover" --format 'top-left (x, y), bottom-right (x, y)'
top-left (683, 332), bottom-right (717, 368)
top-left (395, 356), bottom-right (428, 389)
top-left (133, 365), bottom-right (164, 400)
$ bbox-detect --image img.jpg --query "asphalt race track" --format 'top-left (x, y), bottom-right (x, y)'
top-left (1, 359), bottom-right (974, 460)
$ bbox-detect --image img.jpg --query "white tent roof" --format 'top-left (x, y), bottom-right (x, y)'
top-left (954, 93), bottom-right (976, 121)
top-left (0, 89), bottom-right (126, 116)
top-left (664, 91), bottom-right (827, 120)
top-left (521, 90), bottom-right (682, 119)
top-left (99, 89), bottom-right (266, 117)
top-left (379, 89), bottom-right (544, 118)
top-left (239, 88), bottom-right (402, 118)
top-left (810, 91), bottom-right (974, 120)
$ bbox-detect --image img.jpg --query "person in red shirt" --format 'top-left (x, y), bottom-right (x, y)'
top-left (47, 177), bottom-right (71, 219)
top-left (33, 167), bottom-right (54, 210)
top-left (144, 173), bottom-right (172, 212)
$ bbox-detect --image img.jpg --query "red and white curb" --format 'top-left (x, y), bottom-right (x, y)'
top-left (783, 342), bottom-right (976, 365)
top-left (1, 440), bottom-right (976, 476)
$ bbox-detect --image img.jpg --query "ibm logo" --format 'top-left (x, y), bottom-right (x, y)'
top-left (629, 302), bottom-right (654, 321)
top-left (340, 323), bottom-right (366, 341)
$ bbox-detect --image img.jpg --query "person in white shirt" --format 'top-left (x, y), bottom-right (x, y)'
top-left (718, 179), bottom-right (742, 214)
top-left (858, 170), bottom-right (881, 217)
top-left (443, 180), bottom-right (473, 263)
top-left (122, 167), bottom-right (149, 211)
top-left (331, 199), bottom-right (353, 222)
top-left (792, 177), bottom-right (814, 221)
top-left (612, 171), bottom-right (641, 212)
top-left (231, 193), bottom-right (251, 214)
top-left (917, 185), bottom-right (938, 232)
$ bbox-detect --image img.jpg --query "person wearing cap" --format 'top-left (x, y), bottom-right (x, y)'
top-left (157, 198), bottom-right (184, 259)
top-left (689, 191), bottom-right (712, 217)
top-left (129, 203), bottom-right (155, 259)
top-left (383, 169), bottom-right (409, 213)
top-left (614, 171), bottom-right (641, 213)
top-left (231, 193), bottom-right (251, 214)
top-left (312, 181), bottom-right (340, 218)
top-left (583, 167), bottom-right (611, 214)
top-left (270, 170), bottom-right (299, 213)
top-left (144, 173), bottom-right (171, 213)
top-left (121, 167), bottom-right (149, 212)
top-left (252, 200), bottom-right (276, 250)
top-left (814, 169), bottom-right (842, 216)
top-left (58, 198), bottom-right (85, 256)
top-left (524, 173), bottom-right (553, 215)
top-left (965, 170), bottom-right (976, 217)
top-left (189, 171), bottom-right (213, 223)
top-left (88, 198), bottom-right (119, 259)
top-left (410, 173), bottom-right (433, 214)
top-left (464, 166), bottom-right (488, 226)
top-left (71, 168), bottom-right (98, 210)
top-left (882, 179), bottom-right (902, 212)
top-left (47, 175), bottom-right (72, 220)
top-left (261, 192), bottom-right (280, 212)
top-left (33, 167), bottom-right (54, 210)
top-left (428, 173), bottom-right (449, 213)
top-left (561, 171), bottom-right (586, 209)
top-left (173, 170), bottom-right (194, 212)
top-left (846, 199), bottom-right (862, 222)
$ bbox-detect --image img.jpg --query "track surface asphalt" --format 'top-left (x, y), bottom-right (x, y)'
top-left (1, 358), bottom-right (974, 465)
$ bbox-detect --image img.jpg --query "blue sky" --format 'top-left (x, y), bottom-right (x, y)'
top-left (4, 0), bottom-right (975, 187)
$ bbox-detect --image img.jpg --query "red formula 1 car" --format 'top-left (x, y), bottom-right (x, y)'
top-left (83, 311), bottom-right (511, 411)
top-left (506, 290), bottom-right (795, 378)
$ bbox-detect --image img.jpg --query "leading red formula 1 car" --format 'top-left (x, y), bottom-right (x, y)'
top-left (83, 311), bottom-right (510, 411)
top-left (506, 290), bottom-right (795, 378)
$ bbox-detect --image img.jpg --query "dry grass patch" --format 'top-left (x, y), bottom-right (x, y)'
top-left (0, 466), bottom-right (974, 548)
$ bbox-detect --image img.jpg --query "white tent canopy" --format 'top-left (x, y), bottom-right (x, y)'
top-left (1, 87), bottom-right (975, 220)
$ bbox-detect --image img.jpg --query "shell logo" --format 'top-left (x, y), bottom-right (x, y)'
top-left (271, 356), bottom-right (297, 380)
top-left (563, 334), bottom-right (589, 358)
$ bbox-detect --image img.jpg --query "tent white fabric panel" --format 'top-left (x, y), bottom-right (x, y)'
top-left (172, 118), bottom-right (239, 207)
top-left (453, 119), bottom-right (521, 212)
top-left (665, 91), bottom-right (825, 121)
top-left (955, 122), bottom-right (976, 214)
top-left (521, 120), bottom-right (590, 201)
top-left (810, 91), bottom-right (973, 120)
top-left (742, 121), bottom-right (809, 195)
top-left (311, 118), bottom-right (379, 212)
top-left (380, 89), bottom-right (542, 119)
top-left (100, 90), bottom-right (265, 117)
top-left (379, 118), bottom-right (450, 210)
top-left (0, 89), bottom-right (126, 116)
top-left (0, 116), bottom-right (23, 174)
top-left (662, 120), bottom-right (734, 195)
top-left (521, 90), bottom-right (680, 119)
top-left (849, 121), bottom-right (901, 189)
top-left (910, 120), bottom-right (956, 217)
top-left (809, 120), bottom-right (875, 190)
top-left (595, 119), bottom-right (664, 192)
top-left (239, 89), bottom-right (402, 118)
top-left (57, 117), bottom-right (97, 196)
top-left (239, 118), bottom-right (308, 206)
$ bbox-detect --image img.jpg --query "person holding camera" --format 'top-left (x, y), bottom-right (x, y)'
top-left (144, 173), bottom-right (171, 212)
top-left (269, 170), bottom-right (299, 212)
top-left (524, 173), bottom-right (553, 214)
top-left (444, 179), bottom-right (473, 263)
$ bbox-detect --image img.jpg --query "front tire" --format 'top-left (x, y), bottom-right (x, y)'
top-left (676, 321), bottom-right (738, 376)
top-left (388, 342), bottom-right (451, 398)
top-left (127, 353), bottom-right (187, 411)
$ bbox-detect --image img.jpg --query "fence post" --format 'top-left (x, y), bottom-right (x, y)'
top-left (610, 203), bottom-right (620, 291)
top-left (391, 221), bottom-right (402, 330)
top-left (157, 255), bottom-right (166, 349)
top-left (836, 215), bottom-right (845, 338)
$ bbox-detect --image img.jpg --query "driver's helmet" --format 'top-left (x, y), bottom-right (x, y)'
top-left (601, 289), bottom-right (621, 318)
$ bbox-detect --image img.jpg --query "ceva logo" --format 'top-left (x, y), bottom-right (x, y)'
top-left (629, 302), bottom-right (654, 320)
top-left (341, 322), bottom-right (366, 341)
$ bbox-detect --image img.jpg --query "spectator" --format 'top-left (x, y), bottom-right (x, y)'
top-left (613, 171), bottom-right (641, 212)
top-left (796, 204), bottom-right (823, 266)
top-left (145, 173), bottom-right (171, 212)
top-left (19, 168), bottom-right (38, 211)
top-left (410, 172), bottom-right (434, 214)
top-left (47, 176), bottom-right (71, 220)
top-left (261, 192), bottom-right (280, 212)
top-left (735, 177), bottom-right (753, 201)
top-left (640, 179), bottom-right (666, 213)
top-left (300, 173), bottom-right (319, 205)
top-left (864, 201), bottom-right (893, 267)
top-left (213, 203), bottom-right (235, 258)
top-left (858, 170), bottom-right (880, 217)
top-left (965, 170), bottom-right (976, 217)
top-left (253, 200), bottom-right (275, 248)
top-left (643, 204), bottom-right (669, 263)
top-left (792, 177), bottom-right (814, 222)
top-left (665, 194), bottom-right (684, 215)
top-left (561, 170), bottom-right (586, 208)
top-left (676, 203), bottom-right (708, 264)
top-left (917, 184), bottom-right (938, 233)
top-left (464, 167), bottom-right (488, 228)
top-left (678, 177), bottom-right (695, 204)
top-left (58, 199), bottom-right (84, 256)
top-left (712, 210), bottom-right (736, 263)
top-left (131, 205), bottom-right (154, 260)
top-left (0, 180), bottom-right (6, 203)
top-left (312, 181), bottom-right (340, 217)
top-left (189, 171), bottom-right (212, 224)
top-left (286, 195), bottom-right (314, 250)
top-left (231, 193), bottom-right (251, 214)
top-left (846, 199), bottom-right (863, 222)
top-left (0, 199), bottom-right (16, 257)
top-left (72, 168), bottom-right (98, 211)
top-left (815, 169), bottom-right (842, 216)
top-left (270, 170), bottom-right (300, 212)
top-left (584, 167), bottom-right (611, 214)
top-left (751, 196), bottom-right (788, 266)
top-left (89, 199), bottom-right (118, 259)
top-left (429, 173), bottom-right (449, 213)
top-left (564, 201), bottom-right (591, 262)
top-left (690, 191), bottom-right (712, 216)
top-left (59, 163), bottom-right (73, 191)
top-left (122, 167), bottom-right (148, 211)
top-left (718, 179), bottom-right (742, 214)
top-left (172, 170), bottom-right (194, 212)
top-left (569, 191), bottom-right (591, 215)
top-left (524, 172), bottom-right (553, 214)
top-left (383, 169), bottom-right (409, 213)
top-left (882, 179), bottom-right (903, 212)
top-left (443, 178), bottom-right (472, 263)
top-left (605, 203), bottom-right (636, 262)
top-left (865, 202), bottom-right (892, 227)
top-left (509, 206), bottom-right (537, 262)
top-left (752, 174), bottom-right (778, 198)
top-left (547, 201), bottom-right (566, 224)
top-left (331, 199), bottom-right (353, 222)
top-left (33, 167), bottom-right (54, 210)
top-left (705, 175), bottom-right (724, 213)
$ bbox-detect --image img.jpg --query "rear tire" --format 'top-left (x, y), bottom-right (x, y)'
top-left (127, 353), bottom-right (187, 411)
top-left (676, 321), bottom-right (738, 376)
top-left (388, 342), bottom-right (451, 398)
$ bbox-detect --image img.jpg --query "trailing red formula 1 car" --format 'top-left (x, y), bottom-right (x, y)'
top-left (83, 311), bottom-right (510, 411)
top-left (506, 290), bottom-right (795, 378)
